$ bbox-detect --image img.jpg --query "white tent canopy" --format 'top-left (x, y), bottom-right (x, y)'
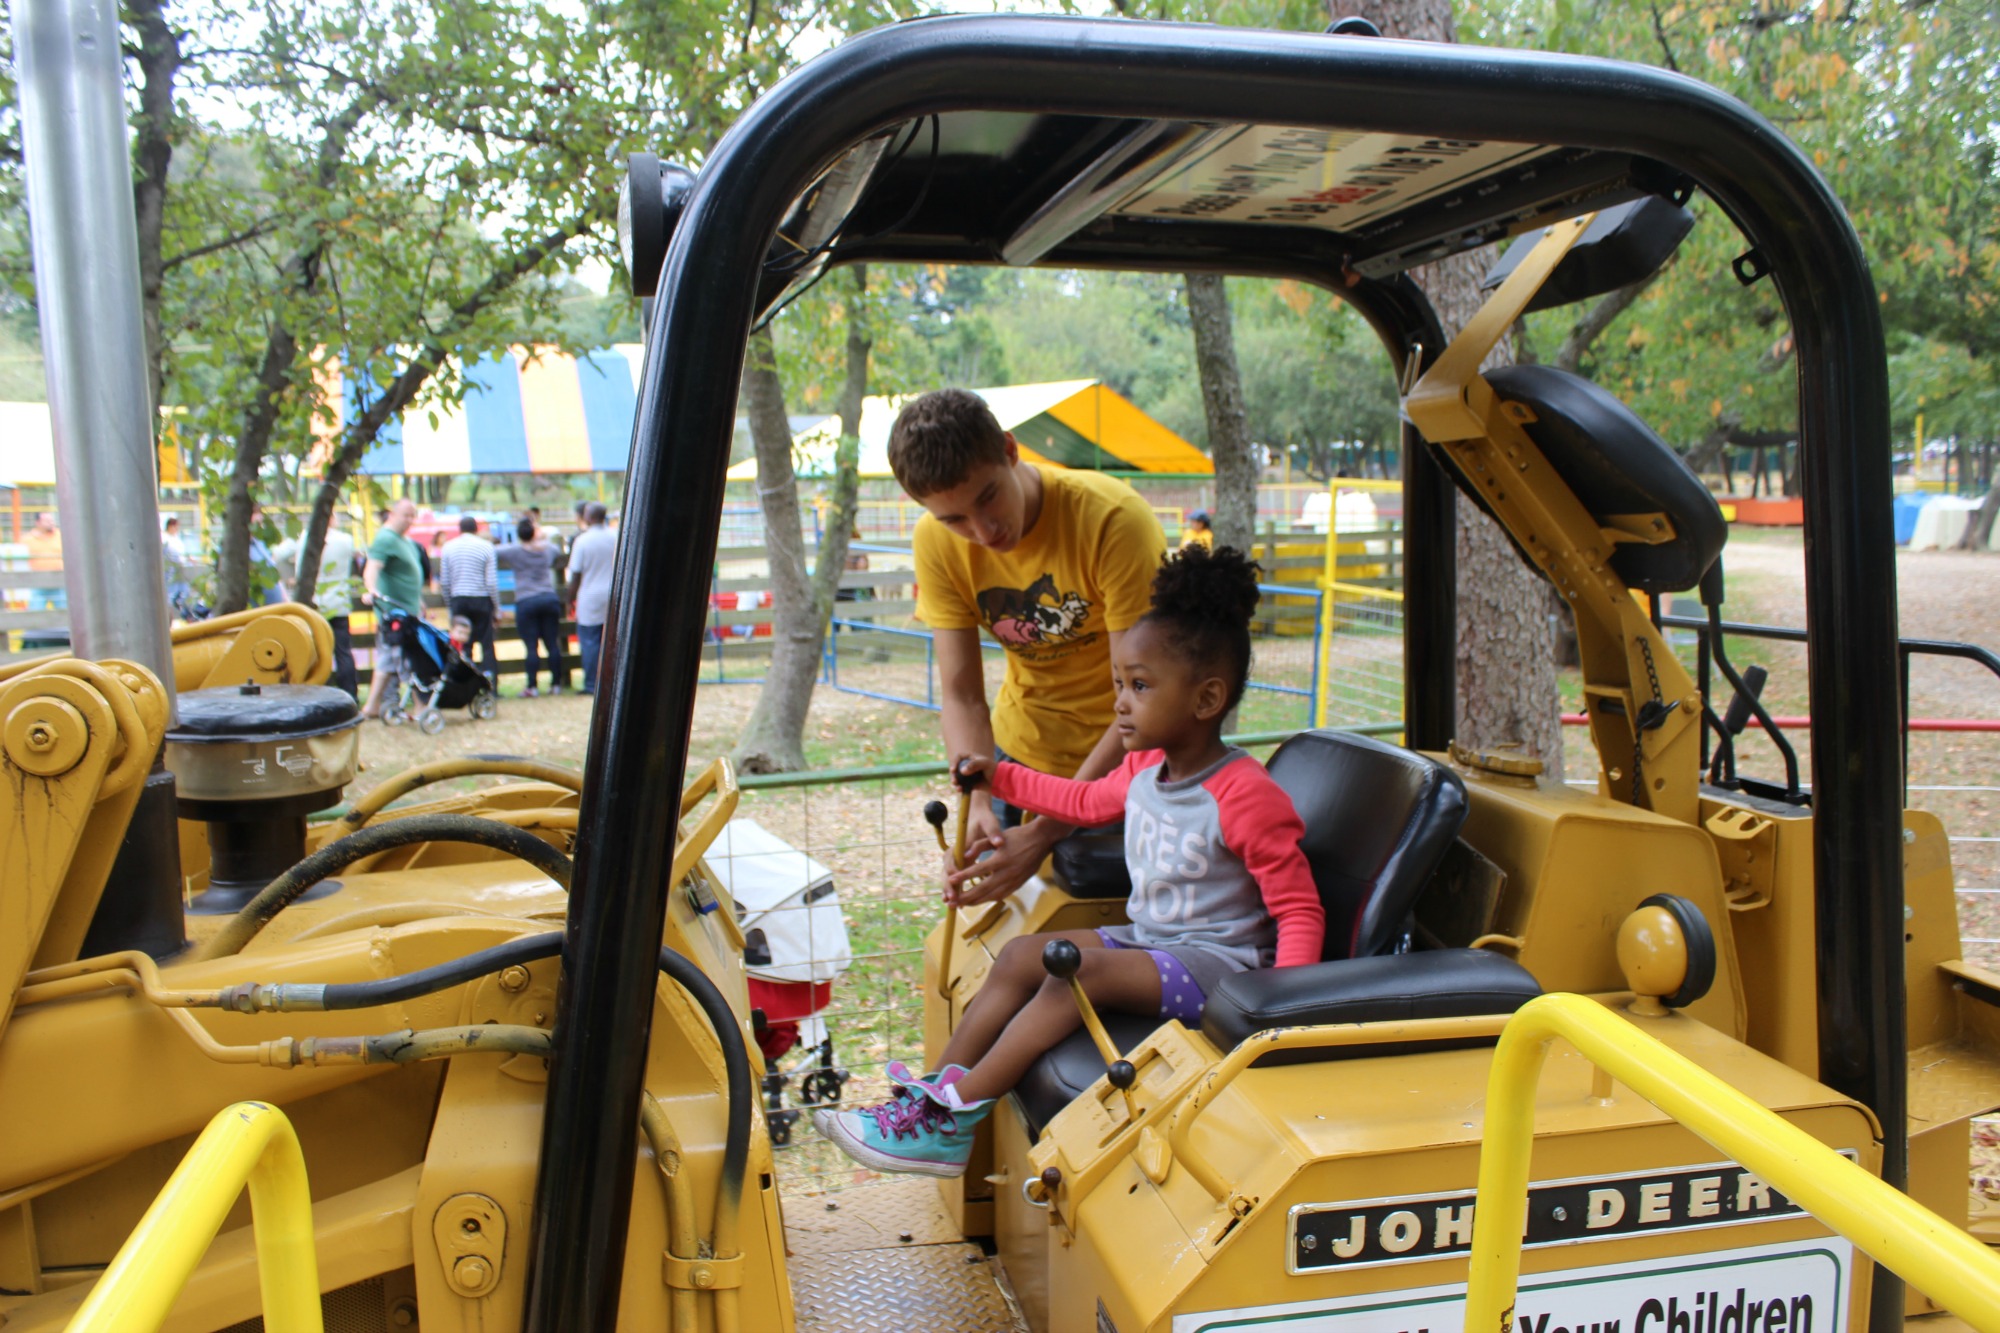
top-left (0, 403), bottom-right (56, 487)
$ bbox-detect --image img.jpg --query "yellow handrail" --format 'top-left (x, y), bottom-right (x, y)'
top-left (66, 1101), bottom-right (323, 1333)
top-left (1465, 994), bottom-right (2000, 1333)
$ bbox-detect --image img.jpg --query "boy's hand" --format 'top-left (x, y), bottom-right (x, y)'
top-left (952, 754), bottom-right (994, 791)
top-left (945, 819), bottom-right (1059, 906)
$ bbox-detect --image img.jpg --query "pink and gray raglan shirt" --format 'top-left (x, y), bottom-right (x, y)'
top-left (990, 747), bottom-right (1325, 995)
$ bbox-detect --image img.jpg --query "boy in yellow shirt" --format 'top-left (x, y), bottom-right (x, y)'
top-left (889, 388), bottom-right (1166, 905)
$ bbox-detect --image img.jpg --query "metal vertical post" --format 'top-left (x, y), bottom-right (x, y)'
top-left (17, 0), bottom-right (176, 706)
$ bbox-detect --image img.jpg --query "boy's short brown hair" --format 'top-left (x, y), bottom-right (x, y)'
top-left (887, 388), bottom-right (1010, 498)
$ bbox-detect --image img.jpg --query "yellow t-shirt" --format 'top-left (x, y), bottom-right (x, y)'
top-left (915, 467), bottom-right (1166, 778)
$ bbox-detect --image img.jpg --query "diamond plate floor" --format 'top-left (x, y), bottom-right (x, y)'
top-left (786, 1180), bottom-right (1024, 1332)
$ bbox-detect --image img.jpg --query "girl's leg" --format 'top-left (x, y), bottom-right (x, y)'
top-left (949, 943), bottom-right (1162, 1104)
top-left (938, 929), bottom-right (1102, 1074)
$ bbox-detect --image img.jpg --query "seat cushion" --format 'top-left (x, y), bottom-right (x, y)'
top-left (1010, 1012), bottom-right (1160, 1139)
top-left (1200, 949), bottom-right (1540, 1066)
top-left (1049, 830), bottom-right (1135, 900)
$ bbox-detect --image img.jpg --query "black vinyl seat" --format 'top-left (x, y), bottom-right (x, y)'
top-left (1010, 731), bottom-right (1539, 1136)
top-left (1481, 364), bottom-right (1727, 595)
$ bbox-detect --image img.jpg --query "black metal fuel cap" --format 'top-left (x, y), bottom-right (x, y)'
top-left (167, 683), bottom-right (361, 743)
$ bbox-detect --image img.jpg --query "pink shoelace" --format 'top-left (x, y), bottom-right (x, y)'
top-left (867, 1095), bottom-right (956, 1142)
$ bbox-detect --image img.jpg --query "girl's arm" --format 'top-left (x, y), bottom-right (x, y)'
top-left (989, 750), bottom-right (1153, 828)
top-left (1213, 765), bottom-right (1326, 967)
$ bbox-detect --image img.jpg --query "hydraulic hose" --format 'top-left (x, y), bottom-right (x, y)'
top-left (212, 931), bottom-right (565, 1013)
top-left (334, 756), bottom-right (583, 833)
top-left (658, 944), bottom-right (751, 1329)
top-left (197, 814), bottom-right (575, 961)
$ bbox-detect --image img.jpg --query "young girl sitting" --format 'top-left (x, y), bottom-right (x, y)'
top-left (814, 544), bottom-right (1325, 1177)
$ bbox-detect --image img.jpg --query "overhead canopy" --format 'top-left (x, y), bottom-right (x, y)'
top-left (725, 380), bottom-right (1210, 480)
top-left (318, 346), bottom-right (647, 476)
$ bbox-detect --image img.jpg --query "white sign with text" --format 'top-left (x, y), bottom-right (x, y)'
top-left (1172, 1237), bottom-right (1853, 1333)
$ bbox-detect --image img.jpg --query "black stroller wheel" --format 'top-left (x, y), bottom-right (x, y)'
top-left (769, 1107), bottom-right (798, 1146)
top-left (798, 1067), bottom-right (847, 1109)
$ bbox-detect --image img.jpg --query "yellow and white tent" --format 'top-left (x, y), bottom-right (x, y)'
top-left (726, 380), bottom-right (1210, 480)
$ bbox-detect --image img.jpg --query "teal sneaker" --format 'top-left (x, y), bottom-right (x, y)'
top-left (812, 1090), bottom-right (993, 1178)
top-left (884, 1060), bottom-right (970, 1104)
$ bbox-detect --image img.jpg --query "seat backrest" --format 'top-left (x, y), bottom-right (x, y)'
top-left (1483, 364), bottom-right (1726, 595)
top-left (1266, 730), bottom-right (1468, 960)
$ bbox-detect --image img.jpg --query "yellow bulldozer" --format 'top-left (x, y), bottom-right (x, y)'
top-left (5, 9), bottom-right (1999, 1333)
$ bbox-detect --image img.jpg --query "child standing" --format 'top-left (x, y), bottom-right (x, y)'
top-left (814, 545), bottom-right (1324, 1177)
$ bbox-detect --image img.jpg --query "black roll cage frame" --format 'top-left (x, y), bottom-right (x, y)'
top-left (525, 17), bottom-right (1904, 1332)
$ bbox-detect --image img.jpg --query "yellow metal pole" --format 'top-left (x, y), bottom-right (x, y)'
top-left (1314, 475), bottom-right (1338, 728)
top-left (1464, 995), bottom-right (2000, 1333)
top-left (66, 1100), bottom-right (322, 1333)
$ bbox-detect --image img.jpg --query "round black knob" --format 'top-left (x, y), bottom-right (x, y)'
top-left (1107, 1060), bottom-right (1136, 1091)
top-left (1325, 15), bottom-right (1382, 35)
top-left (1042, 939), bottom-right (1082, 980)
top-left (923, 800), bottom-right (949, 829)
top-left (1041, 1166), bottom-right (1062, 1192)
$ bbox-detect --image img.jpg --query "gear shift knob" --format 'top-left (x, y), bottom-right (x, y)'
top-left (1042, 938), bottom-right (1082, 981)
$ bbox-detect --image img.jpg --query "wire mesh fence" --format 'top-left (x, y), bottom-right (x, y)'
top-left (720, 767), bottom-right (946, 1194)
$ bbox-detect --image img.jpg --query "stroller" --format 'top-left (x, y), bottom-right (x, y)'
top-left (707, 818), bottom-right (853, 1145)
top-left (378, 603), bottom-right (498, 735)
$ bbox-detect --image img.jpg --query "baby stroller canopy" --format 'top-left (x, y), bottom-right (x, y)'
top-left (710, 818), bottom-right (852, 988)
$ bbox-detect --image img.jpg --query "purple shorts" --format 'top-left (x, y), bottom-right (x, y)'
top-left (1096, 929), bottom-right (1206, 1023)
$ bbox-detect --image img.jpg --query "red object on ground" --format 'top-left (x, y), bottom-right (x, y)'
top-left (746, 976), bottom-right (834, 1061)
top-left (1561, 713), bottom-right (1997, 732)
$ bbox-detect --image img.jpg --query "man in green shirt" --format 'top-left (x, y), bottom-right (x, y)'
top-left (361, 497), bottom-right (424, 720)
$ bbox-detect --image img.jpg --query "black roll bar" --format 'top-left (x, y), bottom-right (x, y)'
top-left (524, 18), bottom-right (1901, 1330)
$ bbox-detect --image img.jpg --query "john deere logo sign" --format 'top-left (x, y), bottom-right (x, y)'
top-left (1289, 1161), bottom-right (1841, 1275)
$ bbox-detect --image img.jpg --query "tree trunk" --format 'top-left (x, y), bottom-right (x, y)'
top-left (1185, 272), bottom-right (1258, 553)
top-left (215, 330), bottom-right (299, 611)
top-left (129, 0), bottom-right (179, 424)
top-left (732, 269), bottom-right (873, 774)
top-left (1349, 0), bottom-right (1561, 768)
top-left (730, 331), bottom-right (819, 774)
top-left (1958, 483), bottom-right (2000, 551)
top-left (213, 92), bottom-right (391, 612)
top-left (809, 267), bottom-right (869, 618)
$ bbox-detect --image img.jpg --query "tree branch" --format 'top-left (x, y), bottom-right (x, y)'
top-left (1646, 0), bottom-right (1683, 72)
top-left (1552, 274), bottom-right (1657, 373)
top-left (162, 217), bottom-right (282, 271)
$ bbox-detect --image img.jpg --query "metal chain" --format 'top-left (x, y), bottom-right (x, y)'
top-left (1632, 636), bottom-right (1668, 804)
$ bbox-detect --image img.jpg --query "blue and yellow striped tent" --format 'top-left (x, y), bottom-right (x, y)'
top-left (320, 346), bottom-right (646, 476)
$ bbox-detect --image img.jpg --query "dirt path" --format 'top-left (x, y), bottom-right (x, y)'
top-left (1716, 530), bottom-right (1999, 717)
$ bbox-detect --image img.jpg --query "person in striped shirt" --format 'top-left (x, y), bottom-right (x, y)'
top-left (438, 516), bottom-right (500, 687)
